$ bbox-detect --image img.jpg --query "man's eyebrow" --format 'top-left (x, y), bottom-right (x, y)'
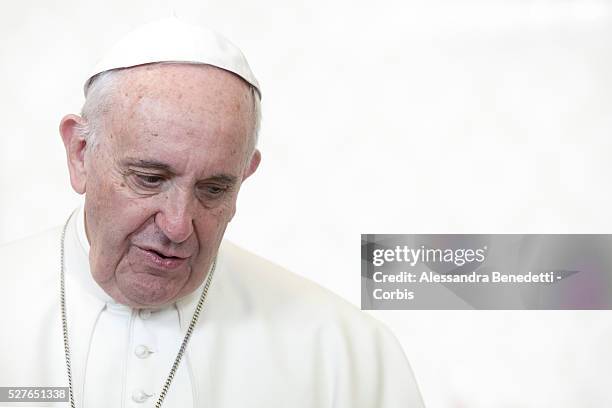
top-left (121, 158), bottom-right (175, 173)
top-left (121, 158), bottom-right (238, 184)
top-left (204, 174), bottom-right (238, 185)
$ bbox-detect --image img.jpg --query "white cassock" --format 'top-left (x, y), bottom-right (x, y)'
top-left (0, 205), bottom-right (424, 407)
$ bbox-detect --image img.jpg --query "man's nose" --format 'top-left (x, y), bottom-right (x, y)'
top-left (155, 191), bottom-right (194, 244)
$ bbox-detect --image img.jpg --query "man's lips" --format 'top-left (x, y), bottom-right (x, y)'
top-left (134, 245), bottom-right (189, 270)
top-left (138, 245), bottom-right (190, 259)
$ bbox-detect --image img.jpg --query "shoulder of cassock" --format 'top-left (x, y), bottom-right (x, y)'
top-left (0, 227), bottom-right (424, 407)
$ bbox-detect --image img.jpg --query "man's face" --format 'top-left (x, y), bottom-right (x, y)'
top-left (66, 64), bottom-right (259, 308)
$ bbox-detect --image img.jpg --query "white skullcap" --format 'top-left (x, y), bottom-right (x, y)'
top-left (84, 17), bottom-right (261, 98)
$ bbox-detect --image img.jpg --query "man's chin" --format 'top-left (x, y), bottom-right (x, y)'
top-left (116, 272), bottom-right (184, 308)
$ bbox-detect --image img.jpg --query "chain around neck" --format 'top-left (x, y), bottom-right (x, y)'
top-left (60, 210), bottom-right (216, 408)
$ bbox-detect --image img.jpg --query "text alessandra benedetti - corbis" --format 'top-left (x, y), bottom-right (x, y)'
top-left (372, 271), bottom-right (557, 284)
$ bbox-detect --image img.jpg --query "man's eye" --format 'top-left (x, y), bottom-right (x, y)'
top-left (200, 185), bottom-right (227, 198)
top-left (134, 174), bottom-right (164, 187)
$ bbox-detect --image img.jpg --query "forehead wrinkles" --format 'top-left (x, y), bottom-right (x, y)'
top-left (102, 66), bottom-right (255, 174)
top-left (112, 65), bottom-right (253, 139)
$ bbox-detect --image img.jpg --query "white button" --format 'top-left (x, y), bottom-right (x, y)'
top-left (131, 389), bottom-right (151, 403)
top-left (135, 344), bottom-right (152, 359)
top-left (139, 309), bottom-right (152, 320)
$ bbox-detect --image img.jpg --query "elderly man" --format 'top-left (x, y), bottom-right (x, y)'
top-left (0, 18), bottom-right (423, 408)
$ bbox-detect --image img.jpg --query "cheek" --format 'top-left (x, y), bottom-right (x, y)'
top-left (193, 202), bottom-right (235, 246)
top-left (87, 159), bottom-right (127, 213)
top-left (197, 207), bottom-right (230, 234)
top-left (87, 180), bottom-right (155, 258)
top-left (212, 195), bottom-right (239, 224)
top-left (89, 184), bottom-right (132, 235)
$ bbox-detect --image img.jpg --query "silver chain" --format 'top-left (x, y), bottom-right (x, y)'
top-left (60, 211), bottom-right (216, 408)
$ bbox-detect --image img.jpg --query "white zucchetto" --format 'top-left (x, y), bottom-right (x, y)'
top-left (83, 17), bottom-right (261, 98)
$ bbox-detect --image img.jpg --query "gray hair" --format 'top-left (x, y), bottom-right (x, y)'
top-left (77, 64), bottom-right (262, 153)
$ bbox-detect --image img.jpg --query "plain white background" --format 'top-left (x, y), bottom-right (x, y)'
top-left (1, 1), bottom-right (611, 406)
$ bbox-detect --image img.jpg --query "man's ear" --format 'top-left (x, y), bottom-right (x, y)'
top-left (59, 114), bottom-right (89, 194)
top-left (242, 149), bottom-right (261, 181)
